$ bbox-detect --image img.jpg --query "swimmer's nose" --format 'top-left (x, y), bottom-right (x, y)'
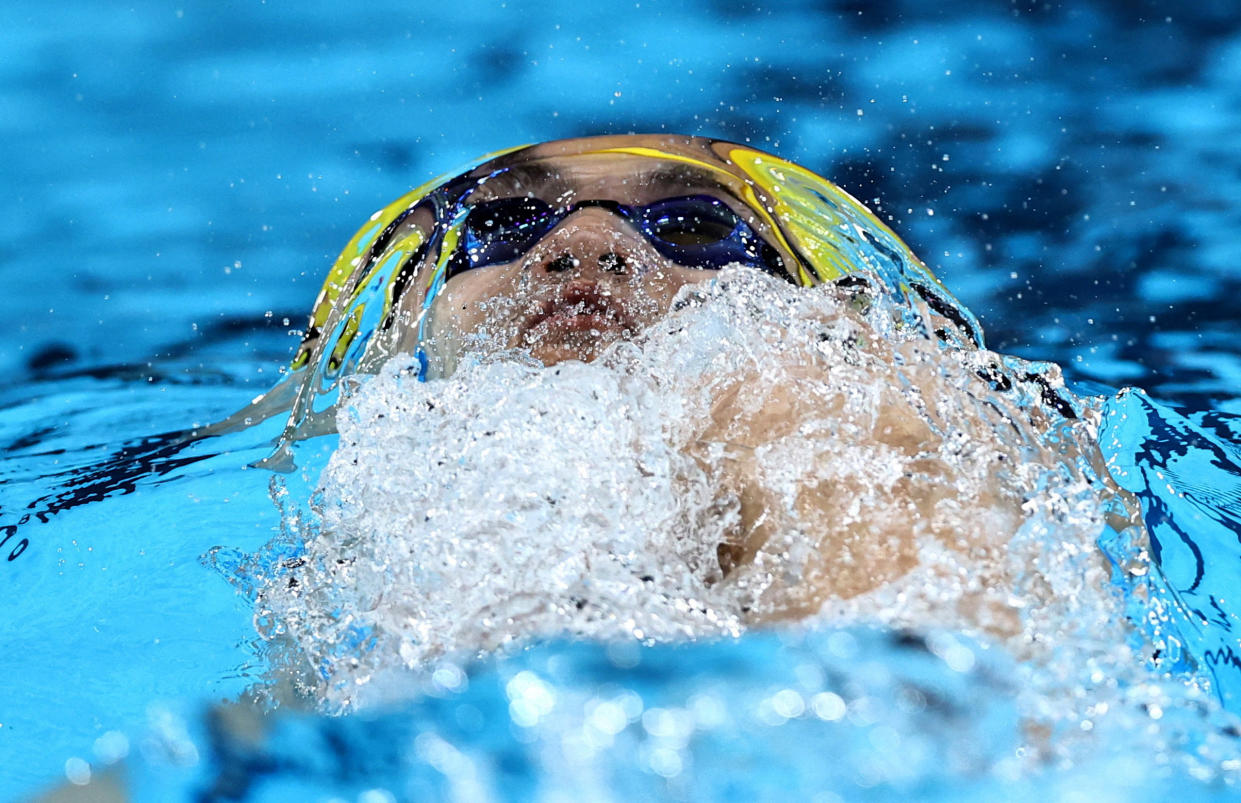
top-left (527, 207), bottom-right (655, 280)
top-left (544, 252), bottom-right (627, 275)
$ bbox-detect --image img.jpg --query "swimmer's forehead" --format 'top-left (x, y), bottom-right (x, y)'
top-left (464, 152), bottom-right (749, 205)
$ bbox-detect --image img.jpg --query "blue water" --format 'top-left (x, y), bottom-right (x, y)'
top-left (4, 1), bottom-right (1241, 800)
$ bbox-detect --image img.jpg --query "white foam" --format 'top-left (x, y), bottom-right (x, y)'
top-left (253, 270), bottom-right (1146, 728)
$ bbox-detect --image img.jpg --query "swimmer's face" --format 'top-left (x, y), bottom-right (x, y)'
top-left (427, 207), bottom-right (709, 370)
top-left (413, 145), bottom-right (788, 376)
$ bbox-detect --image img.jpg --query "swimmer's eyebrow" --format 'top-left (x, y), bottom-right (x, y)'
top-left (637, 163), bottom-right (727, 193)
top-left (469, 163), bottom-right (561, 199)
top-left (465, 161), bottom-right (731, 202)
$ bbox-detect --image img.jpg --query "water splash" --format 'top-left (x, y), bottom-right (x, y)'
top-left (241, 268), bottom-right (1153, 723)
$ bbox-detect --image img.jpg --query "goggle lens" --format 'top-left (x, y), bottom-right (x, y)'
top-left (460, 197), bottom-right (557, 270)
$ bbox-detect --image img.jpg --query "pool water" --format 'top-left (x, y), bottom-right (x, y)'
top-left (4, 1), bottom-right (1241, 800)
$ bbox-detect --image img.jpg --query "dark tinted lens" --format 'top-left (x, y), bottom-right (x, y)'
top-left (643, 196), bottom-right (741, 246)
top-left (461, 197), bottom-right (556, 270)
top-left (442, 193), bottom-right (788, 281)
top-left (641, 195), bottom-right (784, 274)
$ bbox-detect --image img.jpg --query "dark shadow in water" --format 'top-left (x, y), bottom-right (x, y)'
top-left (0, 428), bottom-right (223, 563)
top-left (1, 315), bottom-right (299, 564)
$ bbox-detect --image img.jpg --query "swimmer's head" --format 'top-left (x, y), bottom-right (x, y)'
top-left (289, 135), bottom-right (981, 402)
top-left (412, 139), bottom-right (806, 375)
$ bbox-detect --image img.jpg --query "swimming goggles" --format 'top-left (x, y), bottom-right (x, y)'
top-left (442, 194), bottom-right (788, 281)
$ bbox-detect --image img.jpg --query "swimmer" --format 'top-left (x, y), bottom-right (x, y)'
top-left (245, 134), bottom-right (1136, 625)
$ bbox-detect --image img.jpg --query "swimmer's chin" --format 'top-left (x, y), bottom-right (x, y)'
top-left (419, 330), bottom-right (625, 377)
top-left (420, 314), bottom-right (639, 375)
top-left (518, 309), bottom-right (627, 359)
top-left (524, 326), bottom-right (628, 366)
